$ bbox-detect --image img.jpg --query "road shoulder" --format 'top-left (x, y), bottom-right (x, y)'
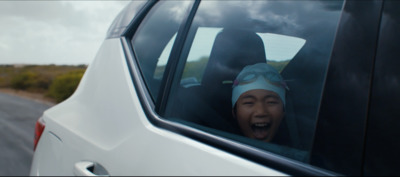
top-left (0, 88), bottom-right (56, 107)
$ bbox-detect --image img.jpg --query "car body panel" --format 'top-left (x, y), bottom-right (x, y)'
top-left (311, 1), bottom-right (383, 175)
top-left (363, 1), bottom-right (400, 175)
top-left (30, 38), bottom-right (285, 176)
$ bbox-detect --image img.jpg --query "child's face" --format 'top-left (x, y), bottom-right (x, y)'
top-left (235, 89), bottom-right (284, 142)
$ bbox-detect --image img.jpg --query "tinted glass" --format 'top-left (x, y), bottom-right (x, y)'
top-left (364, 0), bottom-right (400, 175)
top-left (163, 0), bottom-right (343, 164)
top-left (131, 1), bottom-right (191, 101)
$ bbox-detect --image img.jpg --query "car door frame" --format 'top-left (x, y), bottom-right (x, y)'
top-left (311, 0), bottom-right (384, 175)
top-left (362, 0), bottom-right (400, 175)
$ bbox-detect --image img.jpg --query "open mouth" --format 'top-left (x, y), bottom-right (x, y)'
top-left (251, 123), bottom-right (271, 140)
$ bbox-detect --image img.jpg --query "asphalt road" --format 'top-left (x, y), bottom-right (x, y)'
top-left (0, 92), bottom-right (52, 176)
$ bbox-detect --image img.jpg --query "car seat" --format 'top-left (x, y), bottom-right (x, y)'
top-left (200, 28), bottom-right (268, 132)
top-left (166, 28), bottom-right (267, 134)
top-left (167, 28), bottom-right (302, 149)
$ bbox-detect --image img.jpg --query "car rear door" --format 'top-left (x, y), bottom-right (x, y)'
top-left (310, 0), bottom-right (383, 175)
top-left (363, 0), bottom-right (400, 175)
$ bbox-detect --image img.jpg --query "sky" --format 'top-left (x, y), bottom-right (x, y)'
top-left (0, 0), bottom-right (131, 65)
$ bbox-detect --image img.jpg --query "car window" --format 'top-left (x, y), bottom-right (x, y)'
top-left (162, 0), bottom-right (344, 164)
top-left (131, 1), bottom-right (192, 101)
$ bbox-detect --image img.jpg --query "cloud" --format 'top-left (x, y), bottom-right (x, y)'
top-left (0, 1), bottom-right (130, 65)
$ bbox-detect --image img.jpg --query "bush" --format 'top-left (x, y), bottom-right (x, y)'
top-left (10, 71), bottom-right (51, 92)
top-left (181, 57), bottom-right (209, 82)
top-left (46, 71), bottom-right (85, 103)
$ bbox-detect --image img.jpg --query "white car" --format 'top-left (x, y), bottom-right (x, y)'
top-left (30, 0), bottom-right (400, 176)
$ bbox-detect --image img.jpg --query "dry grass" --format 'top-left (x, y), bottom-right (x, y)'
top-left (0, 64), bottom-right (87, 104)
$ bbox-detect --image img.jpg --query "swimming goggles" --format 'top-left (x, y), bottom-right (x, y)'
top-left (224, 70), bottom-right (289, 90)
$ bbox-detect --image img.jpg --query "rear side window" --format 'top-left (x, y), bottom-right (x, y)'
top-left (163, 0), bottom-right (343, 165)
top-left (131, 1), bottom-right (192, 101)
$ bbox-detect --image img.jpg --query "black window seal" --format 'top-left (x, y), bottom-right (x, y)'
top-left (154, 0), bottom-right (199, 115)
top-left (361, 0), bottom-right (385, 175)
top-left (123, 0), bottom-right (158, 40)
top-left (120, 0), bottom-right (340, 176)
top-left (122, 0), bottom-right (158, 108)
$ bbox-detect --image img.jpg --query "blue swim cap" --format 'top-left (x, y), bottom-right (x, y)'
top-left (232, 63), bottom-right (286, 108)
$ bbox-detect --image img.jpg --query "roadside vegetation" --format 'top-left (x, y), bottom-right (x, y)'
top-left (155, 57), bottom-right (289, 83)
top-left (0, 60), bottom-right (287, 103)
top-left (0, 65), bottom-right (87, 103)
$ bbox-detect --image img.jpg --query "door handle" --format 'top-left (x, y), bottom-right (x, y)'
top-left (74, 161), bottom-right (109, 176)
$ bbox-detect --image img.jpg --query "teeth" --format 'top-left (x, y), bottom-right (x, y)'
top-left (254, 123), bottom-right (268, 127)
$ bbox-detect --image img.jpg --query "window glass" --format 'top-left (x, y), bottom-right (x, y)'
top-left (131, 1), bottom-right (191, 101)
top-left (163, 0), bottom-right (344, 164)
top-left (180, 27), bottom-right (221, 85)
top-left (179, 27), bottom-right (306, 87)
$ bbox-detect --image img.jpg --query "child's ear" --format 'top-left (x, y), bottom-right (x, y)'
top-left (232, 104), bottom-right (238, 119)
top-left (232, 104), bottom-right (237, 119)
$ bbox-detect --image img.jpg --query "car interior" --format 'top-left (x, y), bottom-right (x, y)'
top-left (162, 27), bottom-right (311, 162)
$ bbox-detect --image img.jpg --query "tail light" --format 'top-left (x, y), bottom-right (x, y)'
top-left (34, 117), bottom-right (46, 151)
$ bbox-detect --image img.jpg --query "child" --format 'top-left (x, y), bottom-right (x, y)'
top-left (232, 63), bottom-right (287, 142)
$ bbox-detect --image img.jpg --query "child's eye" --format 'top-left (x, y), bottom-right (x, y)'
top-left (265, 99), bottom-right (279, 105)
top-left (243, 101), bottom-right (254, 105)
